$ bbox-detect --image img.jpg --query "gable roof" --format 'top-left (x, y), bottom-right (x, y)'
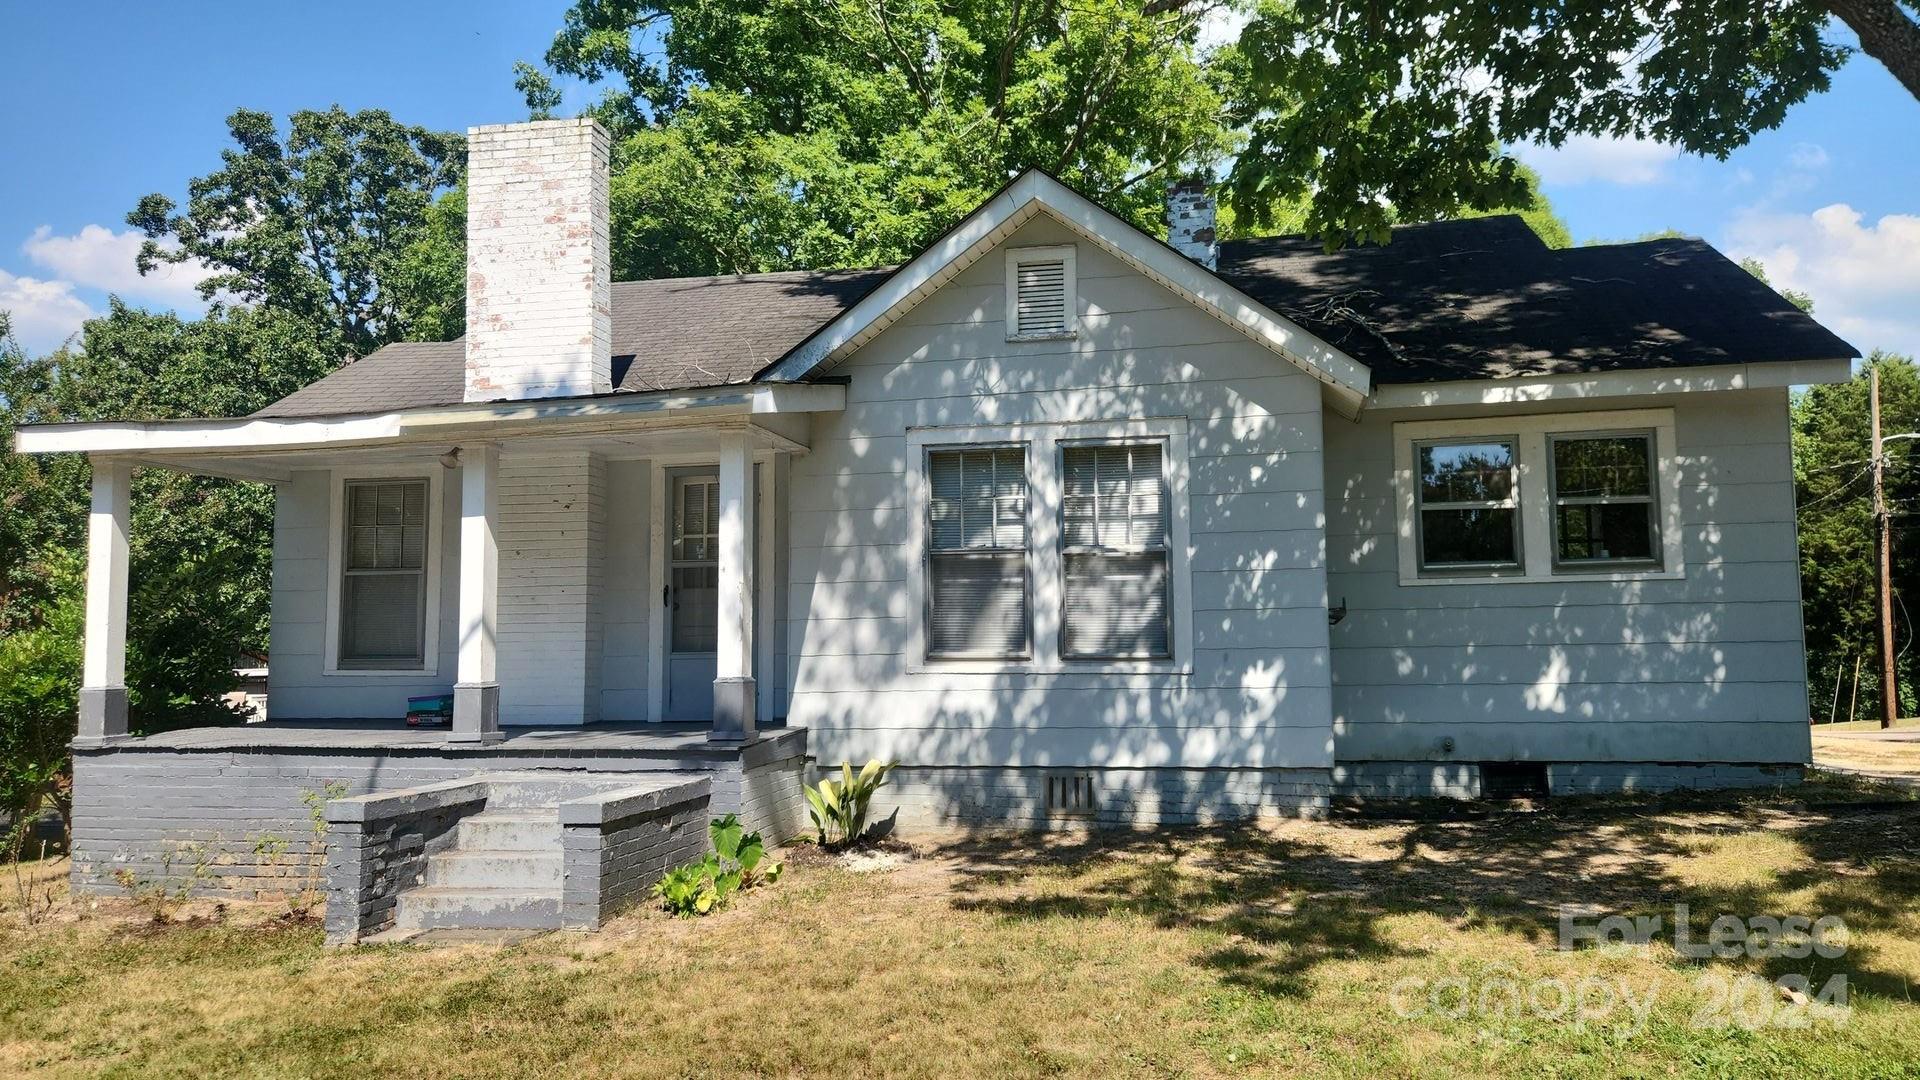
top-left (1216, 216), bottom-right (1857, 384)
top-left (254, 181), bottom-right (1858, 420)
top-left (756, 169), bottom-right (1374, 405)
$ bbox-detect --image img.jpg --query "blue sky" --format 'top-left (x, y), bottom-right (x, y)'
top-left (3, 2), bottom-right (1916, 358)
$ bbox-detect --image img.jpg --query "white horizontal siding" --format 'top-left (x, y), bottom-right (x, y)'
top-left (598, 459), bottom-right (650, 721)
top-left (266, 470), bottom-right (459, 718)
top-left (498, 451), bottom-right (604, 725)
top-left (1325, 389), bottom-right (1812, 764)
top-left (786, 215), bottom-right (1335, 769)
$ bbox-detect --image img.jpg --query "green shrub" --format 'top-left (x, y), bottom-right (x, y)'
top-left (0, 554), bottom-right (81, 831)
top-left (802, 760), bottom-right (896, 849)
top-left (652, 814), bottom-right (782, 917)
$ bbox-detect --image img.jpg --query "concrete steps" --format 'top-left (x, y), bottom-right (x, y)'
top-left (457, 811), bottom-right (562, 850)
top-left (393, 885), bottom-right (562, 931)
top-left (393, 808), bottom-right (566, 931)
top-left (426, 849), bottom-right (563, 890)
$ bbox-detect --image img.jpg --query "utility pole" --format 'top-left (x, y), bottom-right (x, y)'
top-left (1873, 366), bottom-right (1899, 729)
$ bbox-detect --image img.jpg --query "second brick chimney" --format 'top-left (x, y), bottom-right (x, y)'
top-left (1167, 177), bottom-right (1218, 271)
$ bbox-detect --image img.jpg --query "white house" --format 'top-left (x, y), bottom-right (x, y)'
top-left (15, 119), bottom-right (1857, 933)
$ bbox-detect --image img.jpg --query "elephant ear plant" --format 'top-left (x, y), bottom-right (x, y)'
top-left (652, 814), bottom-right (782, 918)
top-left (803, 760), bottom-right (897, 850)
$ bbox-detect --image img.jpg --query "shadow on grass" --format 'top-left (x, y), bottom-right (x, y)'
top-left (937, 787), bottom-right (1920, 1003)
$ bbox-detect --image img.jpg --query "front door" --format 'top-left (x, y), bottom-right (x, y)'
top-left (665, 473), bottom-right (720, 720)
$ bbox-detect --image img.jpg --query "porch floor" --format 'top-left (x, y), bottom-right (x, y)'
top-left (108, 720), bottom-right (800, 756)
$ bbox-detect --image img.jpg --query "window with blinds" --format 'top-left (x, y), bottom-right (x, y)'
top-left (926, 446), bottom-right (1029, 658)
top-left (1060, 442), bottom-right (1171, 659)
top-left (339, 478), bottom-right (429, 668)
top-left (1007, 247), bottom-right (1075, 339)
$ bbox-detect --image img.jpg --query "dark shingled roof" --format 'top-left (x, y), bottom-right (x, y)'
top-left (1214, 216), bottom-right (1857, 384)
top-left (254, 216), bottom-right (1855, 418)
top-left (254, 269), bottom-right (891, 418)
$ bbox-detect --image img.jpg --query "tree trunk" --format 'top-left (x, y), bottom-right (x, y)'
top-left (1827, 0), bottom-right (1920, 102)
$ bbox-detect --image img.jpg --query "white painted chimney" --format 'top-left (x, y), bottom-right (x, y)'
top-left (1167, 177), bottom-right (1218, 271)
top-left (464, 118), bottom-right (613, 402)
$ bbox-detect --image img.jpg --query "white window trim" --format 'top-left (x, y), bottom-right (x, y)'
top-left (1392, 408), bottom-right (1684, 586)
top-left (1004, 244), bottom-right (1078, 341)
top-left (323, 465), bottom-right (445, 676)
top-left (905, 417), bottom-right (1194, 675)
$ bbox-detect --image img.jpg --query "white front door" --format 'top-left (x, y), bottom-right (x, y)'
top-left (665, 473), bottom-right (720, 720)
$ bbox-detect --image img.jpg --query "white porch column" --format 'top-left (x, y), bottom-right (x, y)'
top-left (452, 444), bottom-right (502, 743)
top-left (712, 431), bottom-right (756, 742)
top-left (77, 457), bottom-right (132, 746)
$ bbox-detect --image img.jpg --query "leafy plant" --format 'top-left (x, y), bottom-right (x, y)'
top-left (802, 760), bottom-right (896, 850)
top-left (652, 814), bottom-right (782, 918)
top-left (111, 840), bottom-right (217, 924)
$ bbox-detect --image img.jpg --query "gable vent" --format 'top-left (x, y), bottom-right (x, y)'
top-left (1007, 246), bottom-right (1077, 339)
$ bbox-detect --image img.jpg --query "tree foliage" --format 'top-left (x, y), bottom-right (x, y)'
top-left (128, 107), bottom-right (466, 358)
top-left (1794, 353), bottom-right (1920, 721)
top-left (534, 0), bottom-right (1245, 278)
top-left (1228, 1), bottom-right (1856, 242)
top-left (1741, 256), bottom-right (1817, 314)
top-left (2, 303), bottom-right (337, 742)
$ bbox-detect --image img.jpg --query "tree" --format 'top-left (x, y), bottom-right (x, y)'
top-left (1227, 1), bottom-right (1882, 242)
top-left (530, 0), bottom-right (1244, 278)
top-left (1795, 353), bottom-right (1920, 721)
top-left (2, 302), bottom-right (336, 734)
top-left (127, 107), bottom-right (466, 359)
top-left (1740, 256), bottom-right (1817, 314)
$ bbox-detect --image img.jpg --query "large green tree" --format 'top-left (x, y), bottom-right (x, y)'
top-left (1226, 2), bottom-right (1898, 242)
top-left (3, 107), bottom-right (468, 816)
top-left (531, 0), bottom-right (1245, 277)
top-left (527, 0), bottom-right (1573, 272)
top-left (128, 107), bottom-right (467, 358)
top-left (1, 303), bottom-right (336, 736)
top-left (1795, 353), bottom-right (1920, 721)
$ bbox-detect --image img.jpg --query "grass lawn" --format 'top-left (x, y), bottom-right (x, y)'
top-left (5, 780), bottom-right (1920, 1078)
top-left (1809, 718), bottom-right (1920, 734)
top-left (1813, 730), bottom-right (1920, 778)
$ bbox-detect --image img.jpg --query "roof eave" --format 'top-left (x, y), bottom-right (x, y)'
top-left (12, 383), bottom-right (848, 457)
top-left (1365, 357), bottom-right (1854, 411)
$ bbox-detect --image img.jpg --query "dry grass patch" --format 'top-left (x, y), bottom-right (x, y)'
top-left (4, 785), bottom-right (1920, 1078)
top-left (1814, 731), bottom-right (1920, 776)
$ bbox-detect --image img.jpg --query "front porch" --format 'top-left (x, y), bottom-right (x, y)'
top-left (38, 383), bottom-right (844, 748)
top-left (111, 719), bottom-right (799, 757)
top-left (68, 722), bottom-right (811, 939)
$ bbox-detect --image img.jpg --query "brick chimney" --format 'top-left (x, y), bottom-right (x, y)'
top-left (464, 118), bottom-right (613, 402)
top-left (1167, 177), bottom-right (1218, 271)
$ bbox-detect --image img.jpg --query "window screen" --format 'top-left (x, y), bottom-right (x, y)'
top-left (926, 446), bottom-right (1028, 658)
top-left (1416, 440), bottom-right (1521, 571)
top-left (1012, 258), bottom-right (1069, 336)
top-left (340, 479), bottom-right (429, 667)
top-left (1551, 433), bottom-right (1659, 565)
top-left (1060, 442), bottom-right (1170, 659)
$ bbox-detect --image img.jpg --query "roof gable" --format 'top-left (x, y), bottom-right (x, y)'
top-left (756, 169), bottom-right (1374, 407)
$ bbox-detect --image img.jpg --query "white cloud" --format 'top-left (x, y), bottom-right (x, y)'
top-left (1516, 134), bottom-right (1680, 186)
top-left (0, 268), bottom-right (96, 353)
top-left (21, 224), bottom-right (216, 307)
top-left (1788, 142), bottom-right (1830, 171)
top-left (1726, 203), bottom-right (1920, 357)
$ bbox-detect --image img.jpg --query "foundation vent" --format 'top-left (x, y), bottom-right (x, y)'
top-left (1046, 773), bottom-right (1097, 816)
top-left (1479, 762), bottom-right (1549, 800)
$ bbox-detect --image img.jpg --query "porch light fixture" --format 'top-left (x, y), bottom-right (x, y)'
top-left (439, 448), bottom-right (462, 469)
